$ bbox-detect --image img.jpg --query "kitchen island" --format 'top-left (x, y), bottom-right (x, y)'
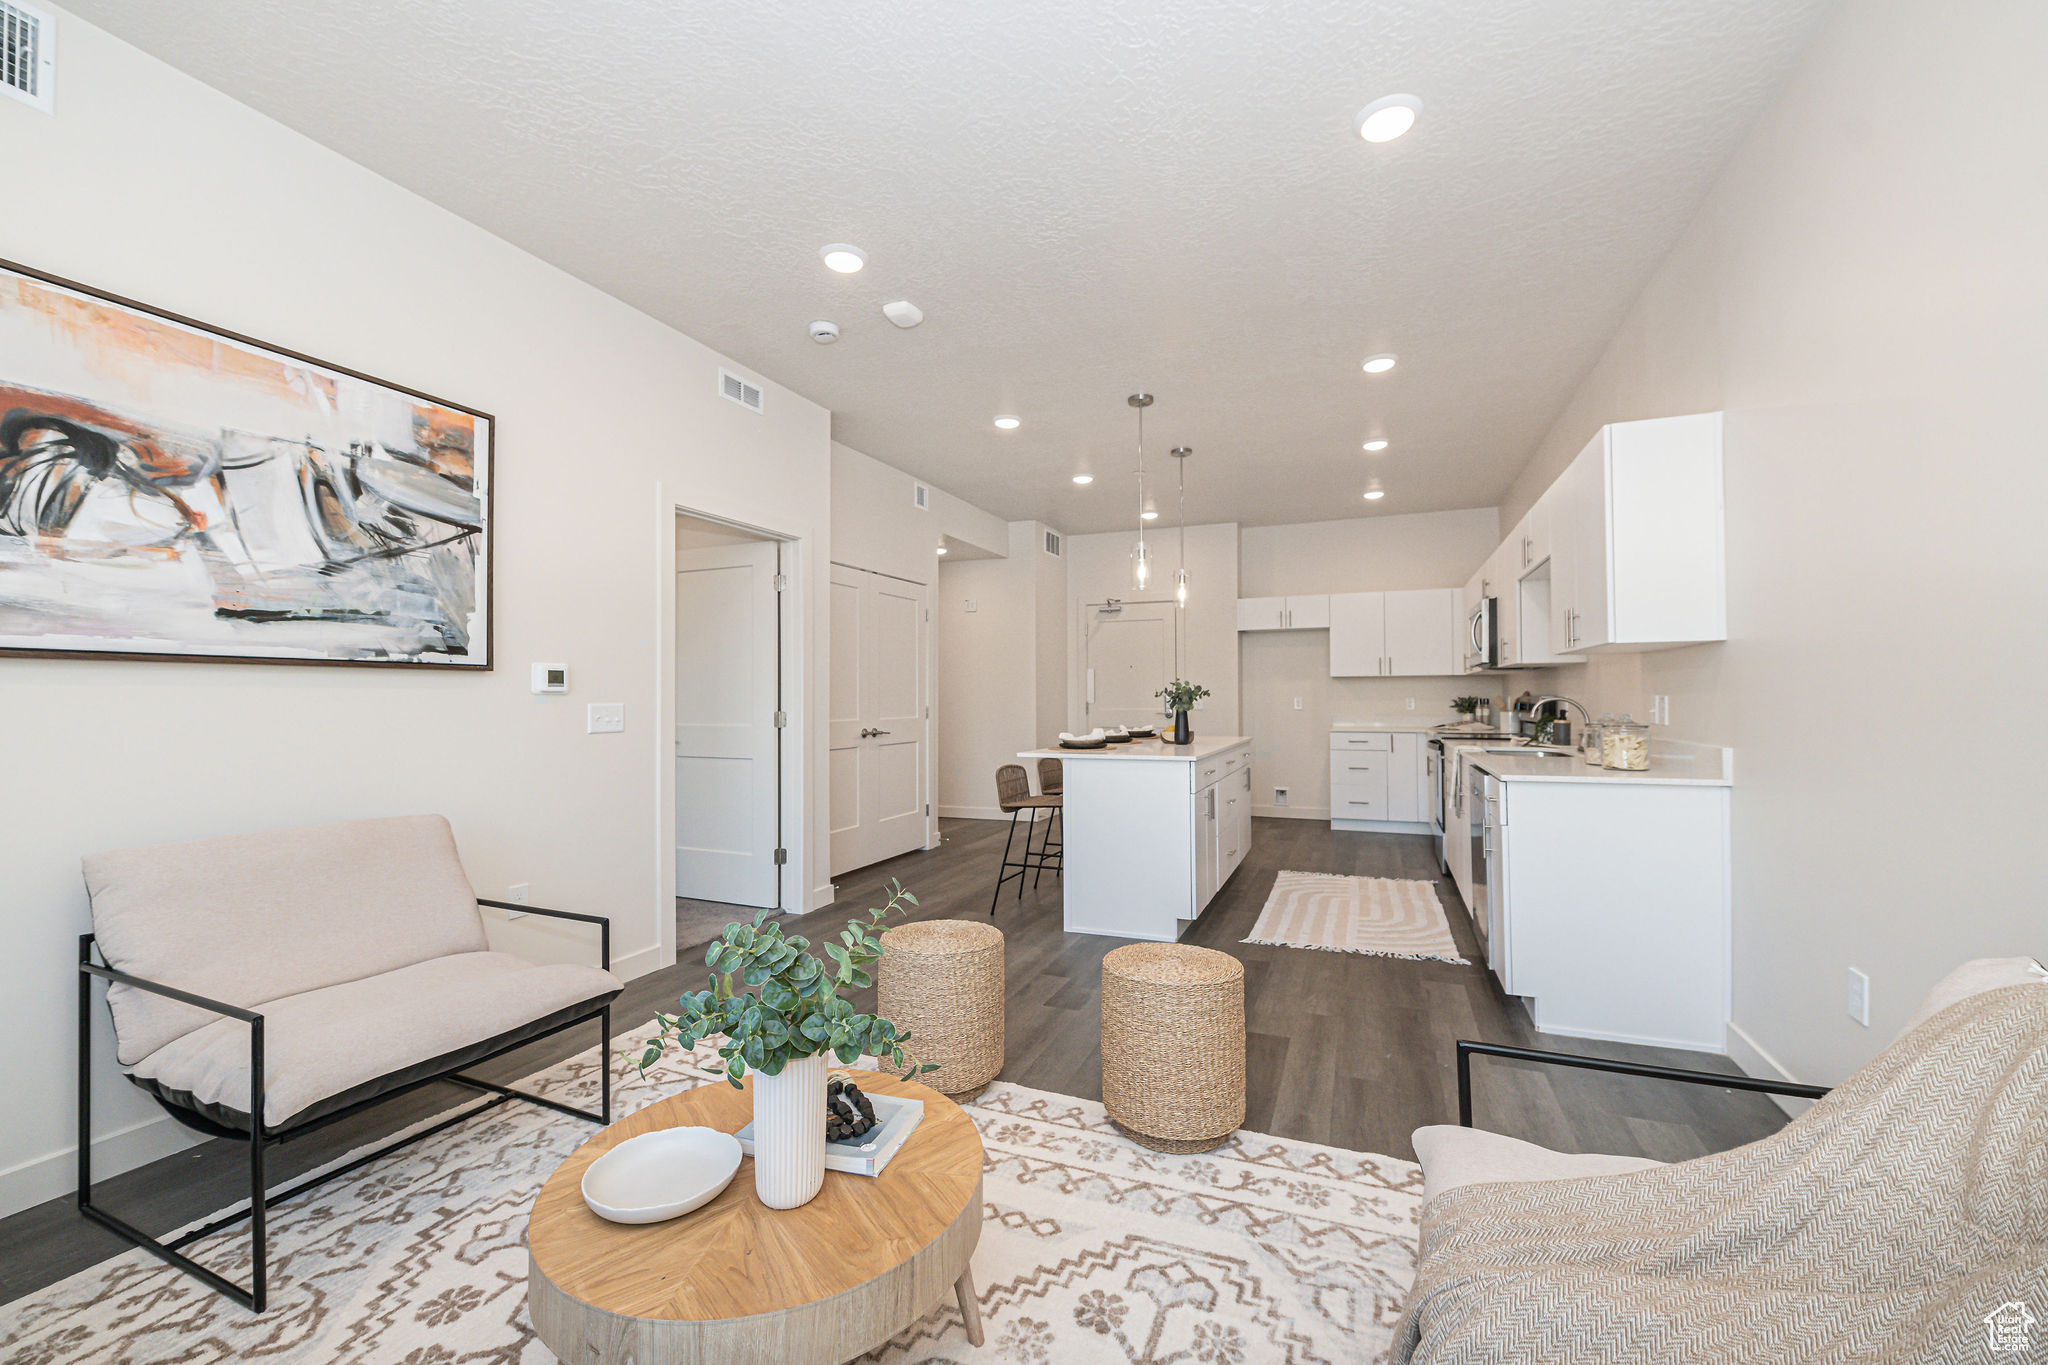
top-left (1019, 735), bottom-right (1252, 941)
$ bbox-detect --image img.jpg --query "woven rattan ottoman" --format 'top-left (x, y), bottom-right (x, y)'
top-left (877, 920), bottom-right (1006, 1099)
top-left (1100, 943), bottom-right (1246, 1152)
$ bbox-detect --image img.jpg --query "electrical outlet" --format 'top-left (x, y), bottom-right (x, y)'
top-left (1847, 967), bottom-right (1870, 1027)
top-left (586, 702), bottom-right (625, 734)
top-left (1406, 697), bottom-right (1416, 710)
top-left (1274, 787), bottom-right (1289, 806)
top-left (1292, 696), bottom-right (1303, 711)
top-left (1649, 695), bottom-right (1671, 726)
top-left (963, 598), bottom-right (977, 612)
top-left (505, 883), bottom-right (529, 920)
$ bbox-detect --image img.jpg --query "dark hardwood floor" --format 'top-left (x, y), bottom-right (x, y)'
top-left (0, 816), bottom-right (1784, 1309)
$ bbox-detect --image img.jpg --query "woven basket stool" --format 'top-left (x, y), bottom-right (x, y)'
top-left (1100, 943), bottom-right (1246, 1153)
top-left (876, 920), bottom-right (1006, 1099)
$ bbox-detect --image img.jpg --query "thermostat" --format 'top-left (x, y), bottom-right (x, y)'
top-left (531, 663), bottom-right (569, 694)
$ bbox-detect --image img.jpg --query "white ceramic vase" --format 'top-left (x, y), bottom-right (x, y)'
top-left (751, 1050), bottom-right (828, 1209)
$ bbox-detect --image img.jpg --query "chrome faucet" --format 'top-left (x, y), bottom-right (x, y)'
top-left (1533, 695), bottom-right (1592, 750)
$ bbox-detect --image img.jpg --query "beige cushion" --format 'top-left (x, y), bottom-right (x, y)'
top-left (1895, 957), bottom-right (2048, 1044)
top-left (131, 952), bottom-right (621, 1129)
top-left (85, 815), bottom-right (488, 1063)
top-left (1412, 1124), bottom-right (1664, 1204)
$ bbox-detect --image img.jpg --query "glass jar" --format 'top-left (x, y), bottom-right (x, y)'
top-left (1601, 716), bottom-right (1650, 771)
top-left (1584, 714), bottom-right (1613, 764)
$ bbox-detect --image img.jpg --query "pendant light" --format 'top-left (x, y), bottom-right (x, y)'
top-left (1128, 394), bottom-right (1153, 591)
top-left (1169, 447), bottom-right (1192, 607)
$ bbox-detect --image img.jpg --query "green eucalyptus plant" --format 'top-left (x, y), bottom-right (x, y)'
top-left (1155, 678), bottom-right (1211, 713)
top-left (1450, 695), bottom-right (1484, 716)
top-left (630, 879), bottom-right (938, 1088)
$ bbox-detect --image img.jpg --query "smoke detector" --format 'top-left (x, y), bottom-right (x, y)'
top-left (882, 300), bottom-right (923, 329)
top-left (1, 0), bottom-right (56, 113)
top-left (808, 320), bottom-right (841, 344)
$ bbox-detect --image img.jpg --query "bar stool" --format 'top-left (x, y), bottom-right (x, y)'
top-left (1033, 757), bottom-right (1064, 888)
top-left (989, 764), bottom-right (1060, 915)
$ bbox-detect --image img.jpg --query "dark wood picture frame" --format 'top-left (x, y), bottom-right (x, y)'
top-left (0, 257), bottom-right (495, 670)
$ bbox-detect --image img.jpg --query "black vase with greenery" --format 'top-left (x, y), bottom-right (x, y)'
top-left (1156, 678), bottom-right (1211, 746)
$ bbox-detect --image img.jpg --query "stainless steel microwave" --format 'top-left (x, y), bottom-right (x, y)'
top-left (1465, 596), bottom-right (1498, 671)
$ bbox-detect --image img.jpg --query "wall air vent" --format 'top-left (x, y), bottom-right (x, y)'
top-left (1043, 529), bottom-right (1062, 557)
top-left (1, 0), bottom-right (54, 114)
top-left (718, 368), bottom-right (763, 413)
top-left (913, 483), bottom-right (930, 510)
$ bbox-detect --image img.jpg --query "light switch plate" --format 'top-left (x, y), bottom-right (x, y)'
top-left (1292, 696), bottom-right (1303, 710)
top-left (1847, 967), bottom-right (1870, 1026)
top-left (587, 703), bottom-right (625, 734)
top-left (963, 599), bottom-right (977, 612)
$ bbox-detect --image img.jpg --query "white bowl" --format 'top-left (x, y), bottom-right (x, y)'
top-left (581, 1126), bottom-right (743, 1224)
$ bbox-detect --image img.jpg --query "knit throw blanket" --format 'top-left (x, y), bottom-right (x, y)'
top-left (1392, 985), bottom-right (2048, 1363)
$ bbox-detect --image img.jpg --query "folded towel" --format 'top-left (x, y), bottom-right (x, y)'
top-left (1058, 728), bottom-right (1106, 743)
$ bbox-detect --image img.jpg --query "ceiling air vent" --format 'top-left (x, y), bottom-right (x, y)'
top-left (718, 368), bottom-right (763, 414)
top-left (2, 0), bottom-right (55, 114)
top-left (913, 483), bottom-right (930, 510)
top-left (1043, 529), bottom-right (1062, 558)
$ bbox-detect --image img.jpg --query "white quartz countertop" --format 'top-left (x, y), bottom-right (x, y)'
top-left (1021, 735), bottom-right (1251, 763)
top-left (1464, 742), bottom-right (1732, 787)
top-left (1330, 719), bottom-right (1454, 732)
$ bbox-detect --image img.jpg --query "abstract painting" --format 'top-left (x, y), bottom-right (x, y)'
top-left (0, 261), bottom-right (492, 667)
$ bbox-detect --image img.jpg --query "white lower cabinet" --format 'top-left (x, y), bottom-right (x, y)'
top-left (1489, 772), bottom-right (1729, 1051)
top-left (1329, 729), bottom-right (1432, 829)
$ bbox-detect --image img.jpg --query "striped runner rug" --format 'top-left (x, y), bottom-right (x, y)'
top-left (1243, 870), bottom-right (1467, 963)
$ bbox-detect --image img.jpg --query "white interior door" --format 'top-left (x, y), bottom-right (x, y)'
top-left (675, 539), bottom-right (780, 908)
top-left (1083, 601), bottom-right (1179, 731)
top-left (830, 564), bottom-right (927, 876)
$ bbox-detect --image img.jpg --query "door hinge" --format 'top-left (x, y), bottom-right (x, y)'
top-left (773, 573), bottom-right (788, 592)
top-left (773, 848), bottom-right (788, 865)
top-left (925, 804), bottom-right (931, 816)
top-left (773, 711), bottom-right (788, 728)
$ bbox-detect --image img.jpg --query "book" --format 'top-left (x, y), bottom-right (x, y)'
top-left (733, 1091), bottom-right (924, 1178)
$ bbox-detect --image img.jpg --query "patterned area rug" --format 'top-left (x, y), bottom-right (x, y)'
top-left (1243, 872), bottom-right (1467, 963)
top-left (1, 1026), bottom-right (1421, 1364)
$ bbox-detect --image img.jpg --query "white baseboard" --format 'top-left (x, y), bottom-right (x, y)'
top-left (610, 941), bottom-right (668, 982)
top-left (1253, 804), bottom-right (1329, 820)
top-left (0, 1108), bottom-right (205, 1221)
top-left (1727, 1018), bottom-right (1815, 1118)
top-left (1330, 818), bottom-right (1436, 835)
top-left (808, 883), bottom-right (837, 911)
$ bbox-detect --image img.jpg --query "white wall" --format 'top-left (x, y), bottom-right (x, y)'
top-left (934, 521), bottom-right (1061, 818)
top-left (1237, 509), bottom-right (1499, 818)
top-left (829, 440), bottom-right (1006, 584)
top-left (0, 10), bottom-right (834, 1215)
top-left (1495, 0), bottom-right (2048, 1085)
top-left (1065, 522), bottom-right (1241, 734)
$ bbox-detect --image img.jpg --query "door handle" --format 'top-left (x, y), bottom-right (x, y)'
top-left (872, 729), bottom-right (892, 737)
top-left (859, 728), bottom-right (873, 738)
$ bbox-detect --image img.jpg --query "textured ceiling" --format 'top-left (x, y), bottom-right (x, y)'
top-left (67, 0), bottom-right (1832, 531)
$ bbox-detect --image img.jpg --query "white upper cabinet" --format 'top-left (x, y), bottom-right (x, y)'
top-left (1331, 588), bottom-right (1460, 677)
top-left (1236, 596), bottom-right (1285, 631)
top-left (1237, 594), bottom-right (1329, 631)
top-left (1328, 591), bottom-right (1387, 675)
top-left (1284, 594), bottom-right (1330, 630)
top-left (1551, 412), bottom-right (1725, 653)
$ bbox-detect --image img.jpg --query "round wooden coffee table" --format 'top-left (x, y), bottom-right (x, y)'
top-left (527, 1070), bottom-right (985, 1365)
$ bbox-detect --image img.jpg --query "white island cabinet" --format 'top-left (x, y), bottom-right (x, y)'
top-left (1020, 736), bottom-right (1252, 941)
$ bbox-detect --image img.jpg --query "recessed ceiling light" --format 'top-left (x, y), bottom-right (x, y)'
top-left (1362, 353), bottom-right (1397, 374)
top-left (1364, 488), bottom-right (1386, 500)
top-left (1141, 509), bottom-right (1159, 520)
top-left (820, 243), bottom-right (866, 273)
top-left (1363, 438), bottom-right (1389, 452)
top-left (1355, 94), bottom-right (1422, 143)
top-left (1072, 474), bottom-right (1094, 485)
top-left (993, 415), bottom-right (1021, 430)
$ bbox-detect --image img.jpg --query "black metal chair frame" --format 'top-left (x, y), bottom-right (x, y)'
top-left (1454, 1039), bottom-right (1831, 1128)
top-left (77, 897), bottom-right (613, 1313)
top-left (989, 801), bottom-right (1061, 914)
